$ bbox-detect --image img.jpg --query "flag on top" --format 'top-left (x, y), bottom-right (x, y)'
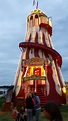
top-left (32, 0), bottom-right (38, 9)
top-left (36, 1), bottom-right (38, 9)
top-left (33, 0), bottom-right (35, 6)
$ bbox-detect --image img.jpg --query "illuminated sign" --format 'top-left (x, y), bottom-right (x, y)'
top-left (23, 75), bottom-right (46, 81)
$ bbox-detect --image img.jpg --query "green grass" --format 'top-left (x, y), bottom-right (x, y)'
top-left (0, 97), bottom-right (68, 121)
top-left (60, 105), bottom-right (68, 121)
top-left (0, 113), bottom-right (15, 121)
top-left (0, 97), bottom-right (5, 109)
top-left (60, 105), bottom-right (68, 112)
top-left (0, 106), bottom-right (68, 121)
top-left (0, 110), bottom-right (68, 121)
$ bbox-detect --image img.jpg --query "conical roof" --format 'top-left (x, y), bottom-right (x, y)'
top-left (31, 9), bottom-right (45, 15)
top-left (27, 9), bottom-right (47, 18)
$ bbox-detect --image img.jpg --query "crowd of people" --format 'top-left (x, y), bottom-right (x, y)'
top-left (11, 92), bottom-right (41, 121)
top-left (11, 92), bottom-right (63, 121)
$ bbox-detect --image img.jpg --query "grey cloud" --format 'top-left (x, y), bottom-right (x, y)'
top-left (0, 0), bottom-right (68, 85)
top-left (61, 57), bottom-right (68, 81)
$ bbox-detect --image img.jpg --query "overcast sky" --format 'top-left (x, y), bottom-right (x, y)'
top-left (0, 0), bottom-right (68, 86)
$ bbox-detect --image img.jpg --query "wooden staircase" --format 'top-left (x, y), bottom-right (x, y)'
top-left (29, 85), bottom-right (47, 107)
top-left (37, 86), bottom-right (47, 107)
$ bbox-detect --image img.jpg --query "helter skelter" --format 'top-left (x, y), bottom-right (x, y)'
top-left (13, 1), bottom-right (66, 106)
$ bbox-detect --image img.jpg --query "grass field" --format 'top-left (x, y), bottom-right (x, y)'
top-left (0, 97), bottom-right (5, 109)
top-left (0, 97), bottom-right (68, 121)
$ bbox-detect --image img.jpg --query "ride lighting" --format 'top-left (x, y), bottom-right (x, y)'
top-left (62, 87), bottom-right (66, 94)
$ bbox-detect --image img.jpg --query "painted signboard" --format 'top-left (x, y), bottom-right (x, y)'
top-left (23, 75), bottom-right (46, 81)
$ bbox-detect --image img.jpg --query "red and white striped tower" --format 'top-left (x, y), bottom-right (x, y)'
top-left (14, 9), bottom-right (66, 105)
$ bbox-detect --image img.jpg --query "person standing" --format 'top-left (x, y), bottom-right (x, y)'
top-left (33, 92), bottom-right (41, 121)
top-left (25, 92), bottom-right (34, 121)
top-left (44, 101), bottom-right (63, 121)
